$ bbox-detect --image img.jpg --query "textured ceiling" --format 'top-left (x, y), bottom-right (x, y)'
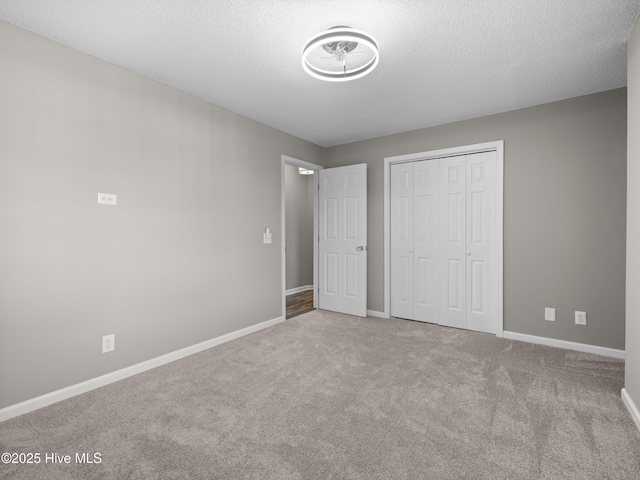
top-left (1, 1), bottom-right (639, 147)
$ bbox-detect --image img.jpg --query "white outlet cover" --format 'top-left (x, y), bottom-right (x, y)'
top-left (575, 311), bottom-right (587, 325)
top-left (102, 334), bottom-right (115, 353)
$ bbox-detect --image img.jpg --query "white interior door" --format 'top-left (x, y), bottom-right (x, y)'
top-left (319, 164), bottom-right (367, 317)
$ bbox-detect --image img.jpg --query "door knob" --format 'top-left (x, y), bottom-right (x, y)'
top-left (356, 245), bottom-right (367, 252)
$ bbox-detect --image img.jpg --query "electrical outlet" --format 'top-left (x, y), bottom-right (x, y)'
top-left (545, 307), bottom-right (556, 322)
top-left (575, 311), bottom-right (587, 326)
top-left (102, 334), bottom-right (115, 353)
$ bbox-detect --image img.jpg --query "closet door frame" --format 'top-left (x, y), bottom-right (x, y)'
top-left (383, 141), bottom-right (504, 337)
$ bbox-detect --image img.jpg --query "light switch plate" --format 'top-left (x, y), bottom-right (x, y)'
top-left (545, 307), bottom-right (556, 322)
top-left (98, 193), bottom-right (117, 205)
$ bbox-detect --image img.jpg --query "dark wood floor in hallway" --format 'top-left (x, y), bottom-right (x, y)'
top-left (286, 289), bottom-right (314, 319)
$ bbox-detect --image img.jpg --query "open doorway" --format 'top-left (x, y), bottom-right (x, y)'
top-left (281, 156), bottom-right (322, 319)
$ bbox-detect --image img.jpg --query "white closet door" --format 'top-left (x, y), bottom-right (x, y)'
top-left (390, 151), bottom-right (497, 333)
top-left (466, 151), bottom-right (497, 333)
top-left (438, 156), bottom-right (467, 329)
top-left (413, 160), bottom-right (439, 323)
top-left (390, 163), bottom-right (414, 320)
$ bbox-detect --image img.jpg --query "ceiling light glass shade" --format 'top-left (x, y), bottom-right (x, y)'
top-left (302, 26), bottom-right (379, 82)
top-left (298, 167), bottom-right (314, 175)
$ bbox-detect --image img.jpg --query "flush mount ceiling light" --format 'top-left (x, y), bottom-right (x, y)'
top-left (298, 167), bottom-right (314, 175)
top-left (302, 26), bottom-right (379, 82)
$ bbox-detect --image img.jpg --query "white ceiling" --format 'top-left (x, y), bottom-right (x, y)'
top-left (1, 1), bottom-right (639, 147)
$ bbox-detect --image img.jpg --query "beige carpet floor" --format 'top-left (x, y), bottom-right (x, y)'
top-left (1, 309), bottom-right (639, 479)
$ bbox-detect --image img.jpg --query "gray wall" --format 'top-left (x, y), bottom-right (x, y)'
top-left (284, 164), bottom-right (314, 290)
top-left (0, 21), bottom-right (324, 409)
top-left (325, 89), bottom-right (627, 350)
top-left (0, 18), bottom-right (631, 412)
top-left (626, 17), bottom-right (640, 413)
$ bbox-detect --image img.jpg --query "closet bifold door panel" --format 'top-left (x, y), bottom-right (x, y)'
top-left (390, 151), bottom-right (497, 334)
top-left (413, 160), bottom-right (439, 323)
top-left (465, 151), bottom-right (497, 334)
top-left (438, 156), bottom-right (466, 329)
top-left (390, 162), bottom-right (414, 321)
top-left (390, 160), bottom-right (438, 323)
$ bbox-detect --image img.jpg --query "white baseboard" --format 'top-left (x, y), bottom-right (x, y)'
top-left (0, 316), bottom-right (284, 423)
top-left (367, 310), bottom-right (387, 318)
top-left (503, 331), bottom-right (625, 359)
top-left (285, 285), bottom-right (314, 295)
top-left (622, 388), bottom-right (640, 433)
